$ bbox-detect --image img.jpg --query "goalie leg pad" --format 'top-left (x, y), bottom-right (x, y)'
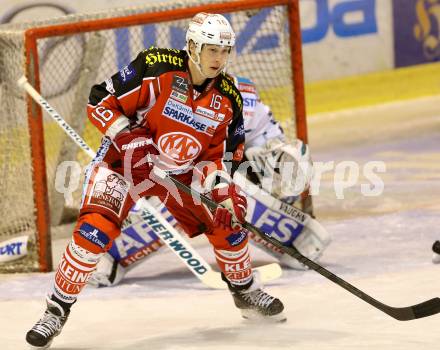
top-left (89, 207), bottom-right (166, 287)
top-left (249, 217), bottom-right (332, 270)
top-left (235, 172), bottom-right (331, 269)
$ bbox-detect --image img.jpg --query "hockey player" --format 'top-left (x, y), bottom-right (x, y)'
top-left (90, 75), bottom-right (325, 287)
top-left (26, 13), bottom-right (285, 349)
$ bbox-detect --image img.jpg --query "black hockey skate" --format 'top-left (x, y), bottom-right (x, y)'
top-left (26, 296), bottom-right (70, 349)
top-left (223, 273), bottom-right (286, 322)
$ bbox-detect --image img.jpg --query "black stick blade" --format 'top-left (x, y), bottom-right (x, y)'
top-left (412, 297), bottom-right (440, 320)
top-left (389, 297), bottom-right (440, 321)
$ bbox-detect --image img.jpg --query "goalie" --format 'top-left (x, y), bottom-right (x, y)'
top-left (90, 75), bottom-right (331, 287)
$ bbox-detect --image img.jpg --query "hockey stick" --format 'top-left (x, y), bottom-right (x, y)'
top-left (151, 167), bottom-right (440, 321)
top-left (17, 76), bottom-right (282, 289)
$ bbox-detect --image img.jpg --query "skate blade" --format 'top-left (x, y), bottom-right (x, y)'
top-left (241, 309), bottom-right (287, 323)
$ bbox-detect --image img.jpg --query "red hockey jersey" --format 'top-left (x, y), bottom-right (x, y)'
top-left (87, 47), bottom-right (244, 182)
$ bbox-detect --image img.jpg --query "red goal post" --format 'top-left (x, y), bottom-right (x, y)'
top-left (0, 0), bottom-right (308, 273)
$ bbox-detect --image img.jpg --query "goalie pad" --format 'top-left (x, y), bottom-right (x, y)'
top-left (235, 172), bottom-right (331, 270)
top-left (245, 138), bottom-right (313, 204)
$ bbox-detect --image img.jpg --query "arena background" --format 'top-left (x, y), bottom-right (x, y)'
top-left (1, 0), bottom-right (440, 114)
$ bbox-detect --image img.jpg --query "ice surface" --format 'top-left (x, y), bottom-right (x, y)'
top-left (1, 97), bottom-right (440, 349)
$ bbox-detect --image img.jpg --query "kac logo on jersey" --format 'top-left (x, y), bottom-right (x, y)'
top-left (158, 132), bottom-right (202, 163)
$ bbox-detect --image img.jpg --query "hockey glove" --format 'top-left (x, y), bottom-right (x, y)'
top-left (113, 126), bottom-right (158, 178)
top-left (210, 183), bottom-right (247, 232)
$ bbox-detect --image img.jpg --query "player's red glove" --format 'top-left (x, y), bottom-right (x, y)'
top-left (112, 126), bottom-right (158, 178)
top-left (210, 183), bottom-right (247, 232)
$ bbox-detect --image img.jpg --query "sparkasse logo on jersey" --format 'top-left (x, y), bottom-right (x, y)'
top-left (162, 99), bottom-right (219, 135)
top-left (158, 132), bottom-right (202, 163)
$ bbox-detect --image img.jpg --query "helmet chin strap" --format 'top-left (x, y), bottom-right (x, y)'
top-left (186, 46), bottom-right (209, 79)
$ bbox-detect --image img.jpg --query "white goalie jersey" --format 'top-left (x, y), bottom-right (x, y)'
top-left (234, 76), bottom-right (314, 204)
top-left (235, 76), bottom-right (285, 148)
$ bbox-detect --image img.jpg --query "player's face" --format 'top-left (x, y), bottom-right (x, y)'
top-left (199, 44), bottom-right (231, 78)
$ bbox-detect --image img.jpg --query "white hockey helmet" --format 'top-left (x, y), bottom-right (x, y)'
top-left (186, 12), bottom-right (236, 54)
top-left (186, 12), bottom-right (235, 75)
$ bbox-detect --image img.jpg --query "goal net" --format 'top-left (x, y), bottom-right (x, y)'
top-left (0, 0), bottom-right (307, 272)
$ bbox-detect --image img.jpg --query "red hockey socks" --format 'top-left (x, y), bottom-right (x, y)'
top-left (214, 245), bottom-right (253, 287)
top-left (52, 240), bottom-right (102, 305)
